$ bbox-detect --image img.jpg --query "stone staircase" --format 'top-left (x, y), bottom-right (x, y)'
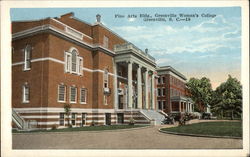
top-left (12, 109), bottom-right (28, 130)
top-left (140, 109), bottom-right (165, 125)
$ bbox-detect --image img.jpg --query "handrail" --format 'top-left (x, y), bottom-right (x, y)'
top-left (12, 109), bottom-right (27, 130)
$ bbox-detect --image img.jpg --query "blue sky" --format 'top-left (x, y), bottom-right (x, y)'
top-left (11, 7), bottom-right (241, 89)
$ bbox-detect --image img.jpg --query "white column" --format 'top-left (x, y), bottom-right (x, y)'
top-left (179, 101), bottom-right (181, 112)
top-left (137, 65), bottom-right (142, 109)
top-left (113, 62), bottom-right (118, 110)
top-left (187, 103), bottom-right (190, 112)
top-left (144, 69), bottom-right (149, 109)
top-left (128, 61), bottom-right (133, 108)
top-left (151, 73), bottom-right (155, 110)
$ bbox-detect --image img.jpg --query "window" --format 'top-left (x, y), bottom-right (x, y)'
top-left (70, 86), bottom-right (77, 103)
top-left (71, 50), bottom-right (77, 73)
top-left (170, 88), bottom-right (173, 96)
top-left (158, 77), bottom-right (161, 84)
top-left (59, 113), bottom-right (65, 126)
top-left (80, 88), bottom-right (87, 104)
top-left (78, 57), bottom-right (83, 75)
top-left (162, 88), bottom-right (166, 96)
top-left (22, 83), bottom-right (29, 103)
top-left (103, 36), bottom-right (109, 48)
top-left (71, 113), bottom-right (77, 126)
top-left (162, 77), bottom-right (166, 84)
top-left (24, 45), bottom-right (32, 71)
top-left (162, 101), bottom-right (166, 109)
top-left (104, 95), bottom-right (108, 105)
top-left (64, 48), bottom-right (83, 75)
top-left (157, 88), bottom-right (161, 96)
top-left (158, 101), bottom-right (162, 110)
top-left (58, 84), bottom-right (66, 102)
top-left (104, 69), bottom-right (109, 88)
top-left (82, 113), bottom-right (86, 126)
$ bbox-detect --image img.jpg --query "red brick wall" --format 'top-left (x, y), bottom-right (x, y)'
top-left (12, 33), bottom-right (50, 108)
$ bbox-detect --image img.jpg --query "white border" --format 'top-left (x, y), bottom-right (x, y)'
top-left (1, 1), bottom-right (249, 157)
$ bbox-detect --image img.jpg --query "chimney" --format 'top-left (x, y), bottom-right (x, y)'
top-left (96, 14), bottom-right (101, 23)
top-left (145, 48), bottom-right (148, 54)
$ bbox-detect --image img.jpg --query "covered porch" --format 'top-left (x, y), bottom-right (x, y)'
top-left (171, 96), bottom-right (194, 113)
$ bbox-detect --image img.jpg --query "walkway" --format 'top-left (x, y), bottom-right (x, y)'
top-left (13, 121), bottom-right (242, 149)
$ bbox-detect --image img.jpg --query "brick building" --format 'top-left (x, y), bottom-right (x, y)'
top-left (156, 66), bottom-right (194, 114)
top-left (12, 12), bottom-right (193, 130)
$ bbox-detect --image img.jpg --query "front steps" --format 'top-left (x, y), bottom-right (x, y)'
top-left (12, 109), bottom-right (28, 130)
top-left (140, 109), bottom-right (166, 125)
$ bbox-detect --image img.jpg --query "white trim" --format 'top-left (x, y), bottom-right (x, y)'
top-left (80, 88), bottom-right (87, 104)
top-left (57, 84), bottom-right (66, 103)
top-left (23, 45), bottom-right (31, 71)
top-left (12, 57), bottom-right (128, 80)
top-left (12, 24), bottom-right (116, 56)
top-left (14, 107), bottom-right (144, 113)
top-left (22, 115), bottom-right (59, 119)
top-left (69, 86), bottom-right (77, 103)
top-left (22, 84), bottom-right (30, 103)
top-left (51, 18), bottom-right (93, 40)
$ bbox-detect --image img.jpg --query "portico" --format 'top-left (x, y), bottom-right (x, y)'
top-left (114, 43), bottom-right (157, 110)
top-left (171, 96), bottom-right (194, 113)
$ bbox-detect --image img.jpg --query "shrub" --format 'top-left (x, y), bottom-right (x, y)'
top-left (51, 124), bottom-right (58, 130)
top-left (129, 118), bottom-right (135, 125)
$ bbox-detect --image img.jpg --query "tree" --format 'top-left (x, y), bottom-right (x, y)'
top-left (64, 104), bottom-right (71, 127)
top-left (186, 77), bottom-right (213, 112)
top-left (211, 75), bottom-right (242, 119)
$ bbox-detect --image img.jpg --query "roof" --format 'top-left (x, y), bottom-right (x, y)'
top-left (157, 66), bottom-right (187, 80)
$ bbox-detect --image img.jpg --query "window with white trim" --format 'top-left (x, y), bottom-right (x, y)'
top-left (59, 113), bottom-right (65, 126)
top-left (70, 86), bottom-right (77, 103)
top-left (24, 45), bottom-right (32, 71)
top-left (65, 52), bottom-right (71, 72)
top-left (80, 88), bottom-right (87, 104)
top-left (104, 95), bottom-right (108, 105)
top-left (162, 77), bottom-right (166, 84)
top-left (58, 84), bottom-right (66, 102)
top-left (71, 113), bottom-right (77, 126)
top-left (22, 83), bottom-right (30, 103)
top-left (78, 57), bottom-right (83, 75)
top-left (82, 113), bottom-right (87, 126)
top-left (64, 48), bottom-right (83, 75)
top-left (71, 50), bottom-right (77, 73)
top-left (103, 36), bottom-right (109, 48)
top-left (103, 69), bottom-right (109, 88)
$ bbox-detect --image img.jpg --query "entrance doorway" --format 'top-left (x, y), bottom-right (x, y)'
top-left (105, 113), bottom-right (111, 125)
top-left (117, 113), bottom-right (124, 124)
top-left (118, 95), bottom-right (123, 109)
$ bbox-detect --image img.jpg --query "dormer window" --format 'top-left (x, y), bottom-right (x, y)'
top-left (65, 48), bottom-right (83, 75)
top-left (24, 45), bottom-right (32, 71)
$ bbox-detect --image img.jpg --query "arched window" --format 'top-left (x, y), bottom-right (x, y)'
top-left (65, 48), bottom-right (83, 75)
top-left (24, 45), bottom-right (32, 70)
top-left (71, 50), bottom-right (77, 73)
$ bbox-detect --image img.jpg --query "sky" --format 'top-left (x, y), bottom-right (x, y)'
top-left (11, 7), bottom-right (241, 89)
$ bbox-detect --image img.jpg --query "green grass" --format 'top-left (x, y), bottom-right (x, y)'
top-left (161, 121), bottom-right (242, 137)
top-left (12, 125), bottom-right (148, 133)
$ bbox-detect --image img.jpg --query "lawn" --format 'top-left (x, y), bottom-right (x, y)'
top-left (161, 121), bottom-right (242, 138)
top-left (13, 125), bottom-right (148, 133)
